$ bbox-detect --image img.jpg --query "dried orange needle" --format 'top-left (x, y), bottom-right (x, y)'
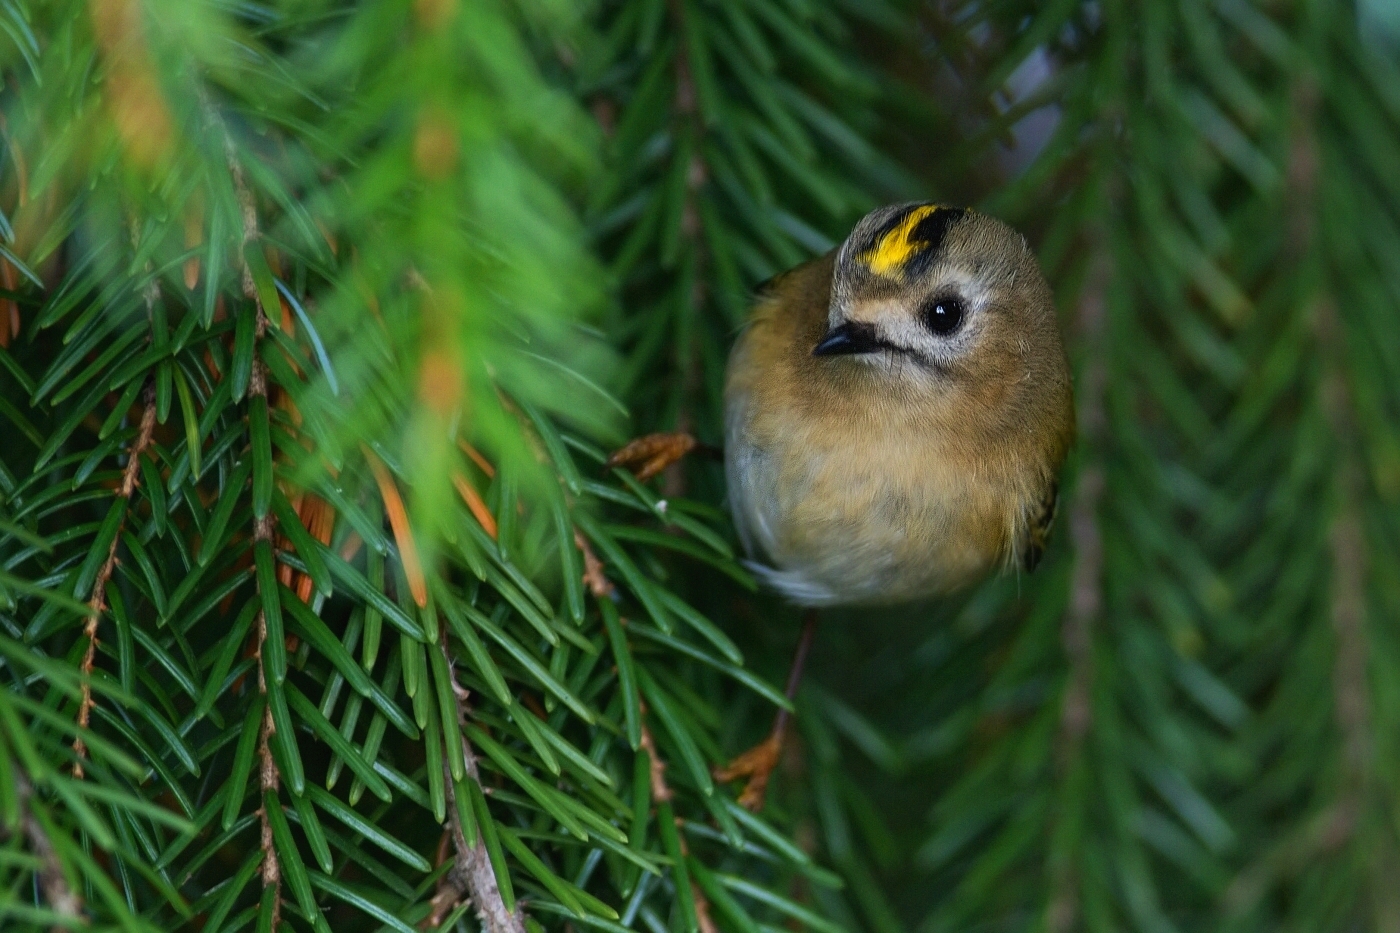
top-left (363, 447), bottom-right (428, 607)
top-left (453, 472), bottom-right (497, 539)
top-left (457, 439), bottom-right (496, 478)
top-left (303, 494), bottom-right (336, 545)
top-left (183, 209), bottom-right (202, 290)
top-left (0, 261), bottom-right (16, 349)
top-left (294, 494), bottom-right (336, 602)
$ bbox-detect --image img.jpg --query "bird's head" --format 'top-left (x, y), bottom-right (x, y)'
top-left (818, 202), bottom-right (1059, 387)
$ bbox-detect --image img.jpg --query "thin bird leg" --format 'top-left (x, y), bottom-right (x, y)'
top-left (714, 609), bottom-right (819, 811)
top-left (606, 432), bottom-right (720, 482)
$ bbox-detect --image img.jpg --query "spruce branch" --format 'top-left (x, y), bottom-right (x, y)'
top-left (574, 530), bottom-right (615, 600)
top-left (1325, 469), bottom-right (1370, 810)
top-left (72, 383), bottom-right (157, 778)
top-left (213, 103), bottom-right (262, 308)
top-left (639, 715), bottom-right (717, 933)
top-left (576, 528), bottom-right (717, 932)
top-left (427, 626), bottom-right (525, 933)
top-left (1298, 60), bottom-right (1373, 827)
top-left (252, 336), bottom-right (285, 923)
top-left (255, 680), bottom-right (283, 928)
top-left (200, 84), bottom-right (271, 333)
top-left (75, 202), bottom-right (165, 777)
top-left (14, 770), bottom-right (84, 929)
top-left (254, 505), bottom-right (284, 927)
top-left (1318, 294), bottom-right (1372, 836)
top-left (658, 0), bottom-right (710, 496)
top-left (638, 715), bottom-right (673, 805)
top-left (1056, 251), bottom-right (1110, 757)
top-left (1045, 250), bottom-right (1109, 933)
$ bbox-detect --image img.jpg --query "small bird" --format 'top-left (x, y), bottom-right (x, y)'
top-left (724, 202), bottom-right (1074, 607)
top-left (611, 202), bottom-right (1074, 808)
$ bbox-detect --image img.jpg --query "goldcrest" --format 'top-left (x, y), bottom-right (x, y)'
top-left (724, 203), bottom-right (1074, 606)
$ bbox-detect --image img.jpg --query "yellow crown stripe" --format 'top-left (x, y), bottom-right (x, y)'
top-left (862, 204), bottom-right (940, 277)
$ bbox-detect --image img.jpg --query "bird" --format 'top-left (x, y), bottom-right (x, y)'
top-left (610, 202), bottom-right (1074, 809)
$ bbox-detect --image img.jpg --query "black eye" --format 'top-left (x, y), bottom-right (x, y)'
top-left (922, 295), bottom-right (965, 335)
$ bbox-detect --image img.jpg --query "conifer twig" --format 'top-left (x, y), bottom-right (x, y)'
top-left (1292, 79), bottom-right (1372, 824)
top-left (574, 530), bottom-right (615, 600)
top-left (253, 437), bottom-right (284, 926)
top-left (249, 309), bottom-right (285, 923)
top-left (73, 384), bottom-right (157, 777)
top-left (575, 526), bottom-right (717, 929)
top-left (1046, 252), bottom-right (1109, 933)
top-left (76, 207), bottom-right (168, 774)
top-left (640, 715), bottom-right (716, 933)
top-left (1057, 253), bottom-right (1109, 754)
top-left (653, 0), bottom-right (709, 498)
top-left (428, 626), bottom-right (525, 933)
top-left (255, 656), bottom-right (283, 929)
top-left (200, 85), bottom-right (267, 330)
top-left (638, 716), bottom-right (673, 804)
top-left (207, 89), bottom-right (289, 918)
top-left (15, 770), bottom-right (84, 927)
top-left (1318, 299), bottom-right (1371, 836)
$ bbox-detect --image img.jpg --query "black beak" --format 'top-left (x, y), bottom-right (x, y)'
top-left (812, 322), bottom-right (881, 356)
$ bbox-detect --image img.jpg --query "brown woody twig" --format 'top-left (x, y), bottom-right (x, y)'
top-left (426, 627), bottom-right (525, 933)
top-left (249, 330), bottom-right (284, 911)
top-left (73, 385), bottom-right (157, 777)
top-left (226, 87), bottom-right (284, 915)
top-left (638, 716), bottom-right (672, 804)
top-left (14, 770), bottom-right (84, 927)
top-left (574, 530), bottom-right (615, 600)
top-left (639, 717), bottom-right (717, 933)
top-left (255, 684), bottom-right (282, 928)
